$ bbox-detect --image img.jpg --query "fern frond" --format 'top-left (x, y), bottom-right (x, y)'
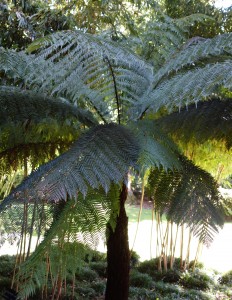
top-left (158, 97), bottom-right (232, 148)
top-left (0, 124), bottom-right (139, 210)
top-left (148, 158), bottom-right (224, 245)
top-left (129, 120), bottom-right (181, 173)
top-left (0, 86), bottom-right (97, 127)
top-left (27, 31), bottom-right (153, 122)
top-left (0, 48), bottom-right (30, 80)
top-left (17, 186), bottom-right (120, 299)
top-left (134, 12), bottom-right (212, 66)
top-left (153, 33), bottom-right (232, 86)
top-left (136, 60), bottom-right (232, 115)
top-left (174, 13), bottom-right (214, 31)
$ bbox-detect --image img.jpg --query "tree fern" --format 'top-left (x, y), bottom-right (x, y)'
top-left (0, 14), bottom-right (230, 299)
top-left (152, 33), bottom-right (232, 87)
top-left (0, 87), bottom-right (95, 174)
top-left (133, 11), bottom-right (213, 66)
top-left (0, 31), bottom-right (153, 123)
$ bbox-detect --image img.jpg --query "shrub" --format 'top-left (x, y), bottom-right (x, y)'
top-left (89, 261), bottom-right (107, 277)
top-left (76, 267), bottom-right (99, 282)
top-left (137, 258), bottom-right (159, 277)
top-left (130, 270), bottom-right (154, 288)
top-left (0, 255), bottom-right (15, 277)
top-left (75, 285), bottom-right (97, 298)
top-left (218, 270), bottom-right (232, 286)
top-left (129, 287), bottom-right (161, 300)
top-left (130, 251), bottom-right (140, 268)
top-left (162, 269), bottom-right (181, 283)
top-left (137, 258), bottom-right (181, 283)
top-left (90, 280), bottom-right (106, 295)
top-left (0, 277), bottom-right (12, 292)
top-left (189, 260), bottom-right (204, 270)
top-left (84, 249), bottom-right (106, 263)
top-left (180, 270), bottom-right (212, 290)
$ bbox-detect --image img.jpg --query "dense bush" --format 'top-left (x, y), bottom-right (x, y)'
top-left (130, 250), bottom-right (140, 268)
top-left (0, 253), bottom-right (231, 300)
top-left (76, 267), bottom-right (99, 282)
top-left (129, 287), bottom-right (161, 300)
top-left (218, 270), bottom-right (232, 286)
top-left (129, 270), bottom-right (154, 288)
top-left (0, 255), bottom-right (15, 277)
top-left (137, 258), bottom-right (181, 282)
top-left (180, 270), bottom-right (213, 290)
top-left (89, 261), bottom-right (107, 277)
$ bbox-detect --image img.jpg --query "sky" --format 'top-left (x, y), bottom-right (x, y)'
top-left (214, 0), bottom-right (232, 8)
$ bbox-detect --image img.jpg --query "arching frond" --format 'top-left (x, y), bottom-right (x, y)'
top-left (158, 97), bottom-right (232, 148)
top-left (134, 60), bottom-right (232, 116)
top-left (153, 33), bottom-right (232, 86)
top-left (0, 124), bottom-right (139, 210)
top-left (1, 31), bottom-right (153, 123)
top-left (148, 159), bottom-right (224, 246)
top-left (129, 120), bottom-right (181, 173)
top-left (0, 86), bottom-right (97, 127)
top-left (0, 86), bottom-right (99, 174)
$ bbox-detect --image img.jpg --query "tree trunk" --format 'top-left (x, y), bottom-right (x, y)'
top-left (105, 183), bottom-right (130, 300)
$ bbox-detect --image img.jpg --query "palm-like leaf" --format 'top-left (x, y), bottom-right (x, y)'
top-left (130, 120), bottom-right (181, 172)
top-left (0, 31), bottom-right (153, 123)
top-left (0, 86), bottom-right (97, 174)
top-left (0, 86), bottom-right (97, 127)
top-left (158, 97), bottom-right (232, 148)
top-left (148, 158), bottom-right (224, 245)
top-left (130, 33), bottom-right (232, 118)
top-left (0, 124), bottom-right (139, 210)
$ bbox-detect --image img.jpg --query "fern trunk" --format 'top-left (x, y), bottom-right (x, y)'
top-left (105, 183), bottom-right (130, 300)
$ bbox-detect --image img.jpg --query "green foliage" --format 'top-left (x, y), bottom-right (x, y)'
top-left (75, 285), bottom-right (97, 299)
top-left (89, 280), bottom-right (106, 295)
top-left (129, 286), bottom-right (162, 300)
top-left (222, 197), bottom-right (232, 219)
top-left (180, 270), bottom-right (213, 290)
top-left (158, 97), bottom-right (232, 149)
top-left (218, 270), bottom-right (232, 286)
top-left (148, 159), bottom-right (224, 245)
top-left (0, 2), bottom-right (231, 298)
top-left (163, 0), bottom-right (232, 38)
top-left (0, 124), bottom-right (139, 210)
top-left (76, 267), bottom-right (99, 282)
top-left (136, 258), bottom-right (181, 283)
top-left (0, 253), bottom-right (231, 300)
top-left (15, 187), bottom-right (119, 299)
top-left (0, 254), bottom-right (15, 277)
top-left (129, 270), bottom-right (154, 288)
top-left (130, 250), bottom-right (140, 268)
top-left (137, 258), bottom-right (159, 278)
top-left (88, 261), bottom-right (107, 278)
